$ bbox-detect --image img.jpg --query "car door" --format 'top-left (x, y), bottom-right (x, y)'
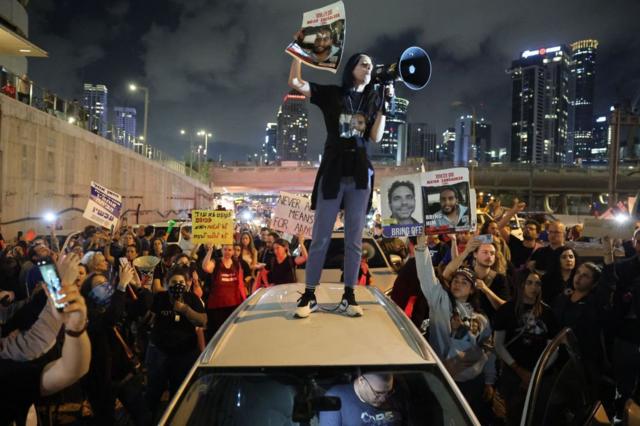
top-left (520, 327), bottom-right (609, 426)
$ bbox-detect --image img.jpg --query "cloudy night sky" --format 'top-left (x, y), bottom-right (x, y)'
top-left (25, 0), bottom-right (640, 162)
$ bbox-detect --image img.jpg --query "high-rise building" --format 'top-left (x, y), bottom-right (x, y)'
top-left (590, 115), bottom-right (608, 164)
top-left (371, 98), bottom-right (409, 164)
top-left (261, 122), bottom-right (278, 164)
top-left (610, 101), bottom-right (640, 163)
top-left (407, 123), bottom-right (437, 162)
top-left (113, 106), bottom-right (136, 147)
top-left (83, 83), bottom-right (108, 137)
top-left (508, 45), bottom-right (570, 164)
top-left (276, 91), bottom-right (308, 161)
top-left (453, 115), bottom-right (492, 165)
top-left (439, 128), bottom-right (456, 162)
top-left (568, 39), bottom-right (598, 163)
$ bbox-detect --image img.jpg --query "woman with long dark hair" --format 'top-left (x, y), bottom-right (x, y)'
top-left (288, 52), bottom-right (391, 318)
top-left (494, 270), bottom-right (559, 425)
top-left (541, 246), bottom-right (578, 304)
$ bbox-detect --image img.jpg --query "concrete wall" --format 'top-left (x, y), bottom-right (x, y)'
top-left (0, 95), bottom-right (214, 238)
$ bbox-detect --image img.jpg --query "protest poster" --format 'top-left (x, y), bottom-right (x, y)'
top-left (192, 210), bottom-right (234, 245)
top-left (422, 168), bottom-right (472, 235)
top-left (272, 192), bottom-right (314, 239)
top-left (82, 181), bottom-right (122, 230)
top-left (469, 189), bottom-right (478, 232)
top-left (285, 1), bottom-right (345, 73)
top-left (582, 218), bottom-right (636, 240)
top-left (380, 173), bottom-right (424, 237)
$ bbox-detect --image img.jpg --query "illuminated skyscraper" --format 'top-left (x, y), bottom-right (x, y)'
top-left (590, 115), bottom-right (608, 164)
top-left (508, 45), bottom-right (570, 164)
top-left (83, 83), bottom-right (108, 137)
top-left (262, 122), bottom-right (278, 163)
top-left (568, 39), bottom-right (598, 163)
top-left (276, 91), bottom-right (309, 161)
top-left (113, 106), bottom-right (136, 147)
top-left (370, 97), bottom-right (409, 164)
top-left (439, 128), bottom-right (456, 162)
top-left (407, 123), bottom-right (437, 161)
top-left (454, 115), bottom-right (492, 165)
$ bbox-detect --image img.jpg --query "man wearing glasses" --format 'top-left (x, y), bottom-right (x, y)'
top-left (320, 373), bottom-right (404, 425)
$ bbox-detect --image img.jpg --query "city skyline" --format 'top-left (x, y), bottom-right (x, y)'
top-left (24, 0), bottom-right (640, 162)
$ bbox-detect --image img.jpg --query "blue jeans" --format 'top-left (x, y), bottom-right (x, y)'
top-left (306, 175), bottom-right (371, 288)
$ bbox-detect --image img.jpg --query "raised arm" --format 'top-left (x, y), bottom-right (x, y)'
top-left (443, 238), bottom-right (481, 281)
top-left (415, 236), bottom-right (445, 301)
top-left (288, 58), bottom-right (311, 98)
top-left (294, 234), bottom-right (308, 266)
top-left (202, 245), bottom-right (215, 274)
top-left (496, 201), bottom-right (526, 242)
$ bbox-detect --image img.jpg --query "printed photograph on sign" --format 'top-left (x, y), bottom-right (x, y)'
top-left (421, 168), bottom-right (471, 235)
top-left (380, 173), bottom-right (424, 237)
top-left (285, 1), bottom-right (345, 73)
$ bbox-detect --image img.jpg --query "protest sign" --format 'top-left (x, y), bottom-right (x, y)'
top-left (380, 173), bottom-right (424, 237)
top-left (583, 218), bottom-right (636, 240)
top-left (82, 181), bottom-right (122, 230)
top-left (422, 168), bottom-right (471, 235)
top-left (272, 192), bottom-right (314, 239)
top-left (192, 210), bottom-right (234, 245)
top-left (469, 189), bottom-right (478, 232)
top-left (285, 1), bottom-right (345, 73)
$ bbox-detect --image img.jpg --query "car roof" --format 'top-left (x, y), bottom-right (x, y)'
top-left (201, 284), bottom-right (434, 368)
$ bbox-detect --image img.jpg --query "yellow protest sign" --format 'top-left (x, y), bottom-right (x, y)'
top-left (192, 210), bottom-right (234, 245)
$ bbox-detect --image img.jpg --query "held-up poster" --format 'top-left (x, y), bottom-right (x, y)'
top-left (285, 1), bottom-right (345, 73)
top-left (422, 168), bottom-right (471, 235)
top-left (192, 210), bottom-right (234, 245)
top-left (82, 181), bottom-right (122, 230)
top-left (272, 192), bottom-right (314, 239)
top-left (381, 173), bottom-right (424, 237)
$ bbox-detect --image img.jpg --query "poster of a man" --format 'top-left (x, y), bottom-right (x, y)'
top-left (421, 168), bottom-right (472, 235)
top-left (307, 26), bottom-right (341, 64)
top-left (380, 174), bottom-right (423, 237)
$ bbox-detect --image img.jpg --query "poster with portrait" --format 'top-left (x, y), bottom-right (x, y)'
top-left (380, 173), bottom-right (424, 237)
top-left (285, 1), bottom-right (345, 73)
top-left (422, 168), bottom-right (472, 235)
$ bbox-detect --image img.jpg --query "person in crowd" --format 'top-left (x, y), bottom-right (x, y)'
top-left (151, 237), bottom-right (164, 258)
top-left (202, 244), bottom-right (247, 340)
top-left (145, 266), bottom-right (206, 419)
top-left (497, 202), bottom-right (542, 270)
top-left (81, 263), bottom-right (149, 425)
top-left (480, 220), bottom-right (511, 265)
top-left (432, 187), bottom-right (469, 228)
top-left (254, 227), bottom-right (269, 251)
top-left (494, 270), bottom-right (559, 425)
top-left (320, 373), bottom-right (410, 425)
top-left (602, 230), bottom-right (640, 424)
top-left (541, 246), bottom-right (578, 304)
top-left (355, 242), bottom-right (374, 286)
top-left (74, 263), bottom-right (88, 288)
top-left (289, 51), bottom-right (392, 318)
top-left (443, 237), bottom-right (509, 324)
top-left (259, 236), bottom-right (308, 287)
top-left (488, 198), bottom-right (505, 220)
top-left (232, 243), bottom-right (253, 293)
top-left (415, 235), bottom-right (495, 422)
top-left (258, 230), bottom-right (279, 265)
top-left (151, 244), bottom-right (183, 293)
top-left (239, 231), bottom-right (258, 270)
top-left (389, 237), bottom-right (429, 333)
top-left (85, 251), bottom-right (110, 275)
top-left (388, 180), bottom-right (421, 225)
top-left (529, 221), bottom-right (566, 274)
top-left (178, 226), bottom-right (194, 253)
top-left (567, 224), bottom-right (586, 241)
top-left (140, 225), bottom-right (155, 256)
top-left (0, 255), bottom-right (91, 425)
top-left (552, 261), bottom-right (608, 391)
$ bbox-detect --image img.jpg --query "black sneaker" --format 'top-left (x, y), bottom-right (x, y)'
top-left (338, 287), bottom-right (363, 317)
top-left (294, 289), bottom-right (318, 318)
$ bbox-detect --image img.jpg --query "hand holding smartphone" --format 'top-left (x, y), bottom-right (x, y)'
top-left (38, 261), bottom-right (66, 311)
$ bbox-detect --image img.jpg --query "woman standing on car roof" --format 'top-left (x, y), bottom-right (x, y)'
top-left (288, 50), bottom-right (393, 318)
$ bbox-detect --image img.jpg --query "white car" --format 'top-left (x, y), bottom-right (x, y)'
top-left (295, 232), bottom-right (399, 293)
top-left (159, 284), bottom-right (481, 425)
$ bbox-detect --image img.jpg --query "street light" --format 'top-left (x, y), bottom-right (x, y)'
top-left (128, 82), bottom-right (150, 156)
top-left (180, 129), bottom-right (194, 173)
top-left (197, 129), bottom-right (212, 162)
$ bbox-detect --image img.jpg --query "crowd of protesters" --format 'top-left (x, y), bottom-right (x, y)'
top-left (390, 200), bottom-right (640, 424)
top-left (0, 219), bottom-right (308, 424)
top-left (1, 196), bottom-right (639, 424)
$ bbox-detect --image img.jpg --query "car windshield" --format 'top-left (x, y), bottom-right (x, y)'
top-left (162, 365), bottom-right (473, 425)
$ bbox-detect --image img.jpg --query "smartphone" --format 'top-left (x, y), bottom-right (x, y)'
top-left (37, 261), bottom-right (65, 311)
top-left (119, 257), bottom-right (129, 267)
top-left (476, 234), bottom-right (493, 244)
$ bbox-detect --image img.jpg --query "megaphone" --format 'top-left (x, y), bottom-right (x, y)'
top-left (373, 46), bottom-right (432, 90)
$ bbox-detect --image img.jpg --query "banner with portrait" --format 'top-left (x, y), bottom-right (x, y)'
top-left (285, 1), bottom-right (346, 73)
top-left (380, 173), bottom-right (424, 237)
top-left (422, 168), bottom-right (472, 235)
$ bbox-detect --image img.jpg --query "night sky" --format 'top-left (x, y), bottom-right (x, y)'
top-left (25, 0), bottom-right (640, 162)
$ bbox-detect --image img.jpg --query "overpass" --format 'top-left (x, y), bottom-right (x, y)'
top-left (210, 163), bottom-right (640, 213)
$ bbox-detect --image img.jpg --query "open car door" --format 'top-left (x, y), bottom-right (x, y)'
top-left (520, 328), bottom-right (610, 426)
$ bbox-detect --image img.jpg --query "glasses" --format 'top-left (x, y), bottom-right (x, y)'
top-left (361, 376), bottom-right (394, 399)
